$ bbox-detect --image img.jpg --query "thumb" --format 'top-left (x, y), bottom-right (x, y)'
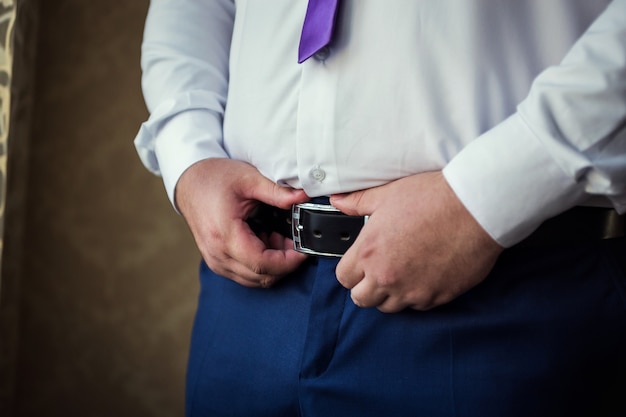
top-left (250, 177), bottom-right (309, 210)
top-left (330, 190), bottom-right (373, 216)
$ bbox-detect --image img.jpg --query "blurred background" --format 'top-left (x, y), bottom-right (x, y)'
top-left (1, 1), bottom-right (201, 416)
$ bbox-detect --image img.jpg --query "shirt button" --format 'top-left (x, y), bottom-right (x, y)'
top-left (313, 46), bottom-right (330, 62)
top-left (309, 166), bottom-right (326, 182)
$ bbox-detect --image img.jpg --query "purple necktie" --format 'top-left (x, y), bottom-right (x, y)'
top-left (298, 0), bottom-right (339, 63)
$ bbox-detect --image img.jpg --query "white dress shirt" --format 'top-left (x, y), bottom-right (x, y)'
top-left (134, 0), bottom-right (626, 247)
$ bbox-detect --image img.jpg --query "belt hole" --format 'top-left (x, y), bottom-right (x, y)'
top-left (286, 218), bottom-right (292, 225)
top-left (313, 230), bottom-right (322, 239)
top-left (340, 232), bottom-right (351, 241)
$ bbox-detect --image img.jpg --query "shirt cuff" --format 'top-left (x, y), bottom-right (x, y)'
top-left (134, 98), bottom-right (229, 208)
top-left (443, 113), bottom-right (586, 247)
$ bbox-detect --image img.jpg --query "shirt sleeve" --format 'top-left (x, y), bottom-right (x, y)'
top-left (443, 0), bottom-right (626, 247)
top-left (133, 0), bottom-right (235, 206)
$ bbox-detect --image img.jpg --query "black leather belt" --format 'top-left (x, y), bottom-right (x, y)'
top-left (247, 203), bottom-right (365, 257)
top-left (247, 203), bottom-right (625, 257)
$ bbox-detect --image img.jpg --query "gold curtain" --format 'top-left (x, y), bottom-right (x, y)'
top-left (0, 0), bottom-right (15, 272)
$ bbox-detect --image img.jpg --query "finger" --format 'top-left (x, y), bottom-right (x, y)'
top-left (267, 231), bottom-right (297, 251)
top-left (206, 239), bottom-right (305, 288)
top-left (376, 296), bottom-right (411, 314)
top-left (349, 277), bottom-right (389, 308)
top-left (203, 252), bottom-right (264, 288)
top-left (335, 249), bottom-right (365, 290)
top-left (255, 231), bottom-right (296, 251)
top-left (247, 176), bottom-right (309, 210)
top-left (207, 255), bottom-right (281, 288)
top-left (204, 221), bottom-right (306, 287)
top-left (330, 188), bottom-right (377, 217)
top-left (227, 221), bottom-right (307, 277)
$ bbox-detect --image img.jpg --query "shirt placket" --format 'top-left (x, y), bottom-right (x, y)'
top-left (296, 55), bottom-right (340, 197)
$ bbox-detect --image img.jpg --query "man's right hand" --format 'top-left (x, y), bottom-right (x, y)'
top-left (175, 158), bottom-right (310, 288)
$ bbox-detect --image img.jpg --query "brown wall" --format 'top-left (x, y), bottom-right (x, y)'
top-left (5, 1), bottom-right (201, 416)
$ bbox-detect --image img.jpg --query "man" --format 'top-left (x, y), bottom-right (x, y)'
top-left (135, 1), bottom-right (626, 416)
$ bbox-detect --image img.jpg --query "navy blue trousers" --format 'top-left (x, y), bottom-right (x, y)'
top-left (185, 238), bottom-right (626, 417)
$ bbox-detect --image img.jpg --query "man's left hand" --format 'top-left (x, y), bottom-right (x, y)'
top-left (330, 171), bottom-right (503, 313)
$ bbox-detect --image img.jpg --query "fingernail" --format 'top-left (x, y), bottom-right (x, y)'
top-left (330, 194), bottom-right (345, 204)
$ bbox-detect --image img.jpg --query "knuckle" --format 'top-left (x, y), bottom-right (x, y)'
top-left (401, 287), bottom-right (434, 311)
top-left (335, 263), bottom-right (345, 278)
top-left (353, 191), bottom-right (366, 208)
top-left (259, 276), bottom-right (278, 288)
top-left (200, 251), bottom-right (220, 271)
top-left (375, 272), bottom-right (399, 288)
top-left (410, 293), bottom-right (440, 311)
top-left (334, 263), bottom-right (353, 288)
top-left (249, 262), bottom-right (268, 276)
top-left (350, 292), bottom-right (365, 307)
top-left (377, 304), bottom-right (403, 314)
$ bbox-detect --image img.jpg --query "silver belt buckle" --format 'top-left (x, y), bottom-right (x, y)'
top-left (292, 203), bottom-right (344, 257)
top-left (292, 202), bottom-right (368, 257)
